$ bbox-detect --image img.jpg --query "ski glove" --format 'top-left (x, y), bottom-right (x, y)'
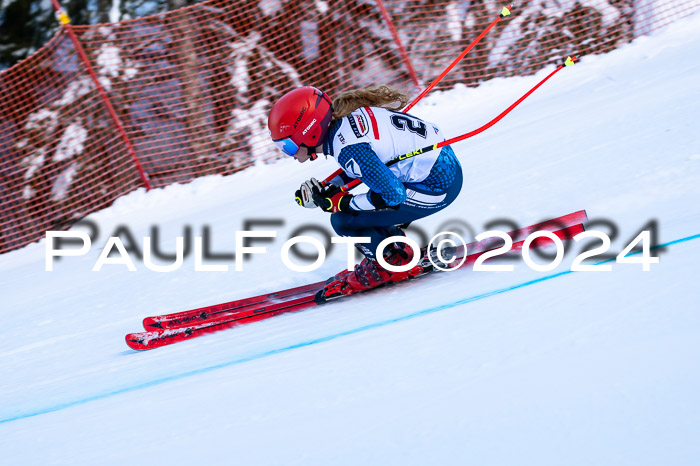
top-left (311, 182), bottom-right (353, 213)
top-left (295, 178), bottom-right (321, 208)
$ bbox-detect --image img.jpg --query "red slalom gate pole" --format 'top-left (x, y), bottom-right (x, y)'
top-left (338, 55), bottom-right (580, 193)
top-left (322, 3), bottom-right (513, 185)
top-left (375, 0), bottom-right (421, 89)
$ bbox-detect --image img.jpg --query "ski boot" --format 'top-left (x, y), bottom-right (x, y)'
top-left (315, 242), bottom-right (424, 302)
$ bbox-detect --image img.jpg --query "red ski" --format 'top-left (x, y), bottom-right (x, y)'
top-left (316, 219), bottom-right (586, 301)
top-left (458, 210), bottom-right (587, 268)
top-left (125, 210), bottom-right (587, 351)
top-left (127, 294), bottom-right (319, 351)
top-left (142, 281), bottom-right (325, 330)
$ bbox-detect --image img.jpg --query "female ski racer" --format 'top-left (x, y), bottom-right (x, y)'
top-left (268, 85), bottom-right (462, 297)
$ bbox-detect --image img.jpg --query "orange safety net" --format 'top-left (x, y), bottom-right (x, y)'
top-left (0, 0), bottom-right (694, 254)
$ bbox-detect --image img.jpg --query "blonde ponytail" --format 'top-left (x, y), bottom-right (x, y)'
top-left (331, 85), bottom-right (409, 120)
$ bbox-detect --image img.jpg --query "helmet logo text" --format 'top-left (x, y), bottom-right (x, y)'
top-left (293, 106), bottom-right (307, 129)
top-left (302, 118), bottom-right (317, 135)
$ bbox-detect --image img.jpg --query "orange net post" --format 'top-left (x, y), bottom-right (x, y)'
top-left (50, 0), bottom-right (152, 191)
top-left (0, 0), bottom-right (695, 254)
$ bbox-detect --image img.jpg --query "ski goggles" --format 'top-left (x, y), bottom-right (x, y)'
top-left (272, 137), bottom-right (300, 157)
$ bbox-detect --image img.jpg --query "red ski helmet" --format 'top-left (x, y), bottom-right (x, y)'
top-left (268, 86), bottom-right (333, 157)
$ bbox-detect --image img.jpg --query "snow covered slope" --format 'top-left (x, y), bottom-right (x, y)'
top-left (1, 12), bottom-right (699, 465)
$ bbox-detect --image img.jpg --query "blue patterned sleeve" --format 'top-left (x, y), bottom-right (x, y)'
top-left (337, 143), bottom-right (406, 210)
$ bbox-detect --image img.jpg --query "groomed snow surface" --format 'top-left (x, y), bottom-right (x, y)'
top-left (2, 12), bottom-right (700, 466)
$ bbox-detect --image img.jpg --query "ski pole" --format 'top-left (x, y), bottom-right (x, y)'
top-left (402, 3), bottom-right (513, 113)
top-left (322, 3), bottom-right (513, 185)
top-left (337, 55), bottom-right (579, 193)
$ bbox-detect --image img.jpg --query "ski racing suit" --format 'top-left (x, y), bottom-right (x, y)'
top-left (322, 106), bottom-right (463, 259)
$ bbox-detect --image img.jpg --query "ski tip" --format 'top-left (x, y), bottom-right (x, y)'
top-left (143, 319), bottom-right (163, 330)
top-left (125, 334), bottom-right (149, 351)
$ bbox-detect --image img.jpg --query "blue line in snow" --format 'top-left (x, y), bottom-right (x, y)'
top-left (2, 231), bottom-right (699, 425)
